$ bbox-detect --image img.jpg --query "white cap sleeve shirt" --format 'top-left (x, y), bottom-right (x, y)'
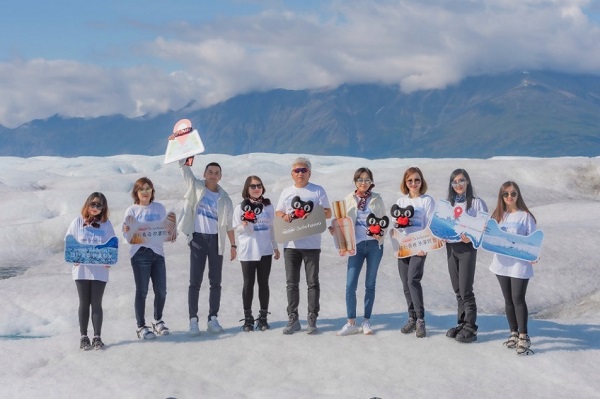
top-left (489, 210), bottom-right (537, 279)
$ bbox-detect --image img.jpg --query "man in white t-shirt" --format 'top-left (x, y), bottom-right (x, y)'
top-left (275, 157), bottom-right (331, 334)
top-left (178, 159), bottom-right (236, 335)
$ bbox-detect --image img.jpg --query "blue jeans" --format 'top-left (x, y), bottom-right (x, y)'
top-left (346, 240), bottom-right (383, 320)
top-left (188, 233), bottom-right (223, 321)
top-left (131, 247), bottom-right (167, 328)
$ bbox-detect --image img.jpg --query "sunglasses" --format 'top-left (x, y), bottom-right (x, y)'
top-left (89, 202), bottom-right (103, 210)
top-left (249, 184), bottom-right (263, 190)
top-left (407, 178), bottom-right (421, 185)
top-left (356, 178), bottom-right (372, 184)
top-left (292, 167), bottom-right (309, 174)
top-left (503, 191), bottom-right (518, 198)
top-left (451, 178), bottom-right (467, 188)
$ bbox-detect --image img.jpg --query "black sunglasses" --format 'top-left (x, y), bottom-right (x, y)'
top-left (503, 191), bottom-right (517, 198)
top-left (249, 184), bottom-right (263, 190)
top-left (89, 202), bottom-right (103, 209)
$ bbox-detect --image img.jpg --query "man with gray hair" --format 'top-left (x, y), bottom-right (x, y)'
top-left (276, 157), bottom-right (332, 334)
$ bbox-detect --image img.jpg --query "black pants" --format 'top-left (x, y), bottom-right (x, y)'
top-left (75, 279), bottom-right (107, 337)
top-left (398, 255), bottom-right (426, 320)
top-left (188, 233), bottom-right (223, 321)
top-left (284, 248), bottom-right (321, 317)
top-left (446, 242), bottom-right (478, 329)
top-left (241, 255), bottom-right (273, 312)
top-left (496, 275), bottom-right (529, 334)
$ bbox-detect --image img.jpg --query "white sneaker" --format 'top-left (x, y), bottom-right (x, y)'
top-left (152, 320), bottom-right (170, 336)
top-left (207, 316), bottom-right (224, 333)
top-left (136, 326), bottom-right (156, 340)
top-left (361, 319), bottom-right (374, 335)
top-left (189, 317), bottom-right (201, 336)
top-left (337, 322), bottom-right (359, 336)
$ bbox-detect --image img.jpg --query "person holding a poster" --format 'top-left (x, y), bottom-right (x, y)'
top-left (489, 181), bottom-right (537, 355)
top-left (178, 159), bottom-right (236, 335)
top-left (123, 177), bottom-right (172, 340)
top-left (336, 167), bottom-right (387, 336)
top-left (444, 169), bottom-right (488, 343)
top-left (395, 167), bottom-right (435, 338)
top-left (276, 157), bottom-right (331, 335)
top-left (233, 175), bottom-right (280, 332)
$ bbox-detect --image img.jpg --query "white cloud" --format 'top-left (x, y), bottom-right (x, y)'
top-left (1, 0), bottom-right (600, 127)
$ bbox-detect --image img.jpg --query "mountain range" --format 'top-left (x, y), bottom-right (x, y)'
top-left (2, 70), bottom-right (599, 158)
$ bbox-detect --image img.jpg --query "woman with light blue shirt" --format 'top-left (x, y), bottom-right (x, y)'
top-left (336, 167), bottom-right (387, 336)
top-left (489, 181), bottom-right (537, 355)
top-left (396, 167), bottom-right (435, 338)
top-left (233, 176), bottom-right (280, 332)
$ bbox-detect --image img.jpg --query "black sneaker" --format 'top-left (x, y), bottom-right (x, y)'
top-left (80, 336), bottom-right (92, 351)
top-left (446, 323), bottom-right (465, 338)
top-left (240, 312), bottom-right (254, 332)
top-left (455, 325), bottom-right (477, 343)
top-left (92, 336), bottom-right (105, 350)
top-left (283, 314), bottom-right (301, 335)
top-left (306, 312), bottom-right (318, 335)
top-left (255, 310), bottom-right (271, 331)
top-left (415, 319), bottom-right (426, 338)
top-left (400, 318), bottom-right (416, 334)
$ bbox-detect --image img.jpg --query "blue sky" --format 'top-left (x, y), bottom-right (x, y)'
top-left (1, 0), bottom-right (600, 128)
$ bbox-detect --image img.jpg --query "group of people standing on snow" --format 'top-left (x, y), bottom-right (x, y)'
top-left (66, 156), bottom-right (537, 355)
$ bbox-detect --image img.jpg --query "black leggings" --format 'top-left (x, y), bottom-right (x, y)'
top-left (496, 275), bottom-right (529, 334)
top-left (75, 279), bottom-right (107, 337)
top-left (241, 255), bottom-right (272, 312)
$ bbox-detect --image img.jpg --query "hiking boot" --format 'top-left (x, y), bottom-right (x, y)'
top-left (92, 336), bottom-right (105, 350)
top-left (400, 317), bottom-right (416, 334)
top-left (80, 335), bottom-right (92, 351)
top-left (256, 309), bottom-right (271, 331)
top-left (207, 316), bottom-right (224, 334)
top-left (283, 314), bottom-right (301, 335)
top-left (189, 317), bottom-right (201, 336)
top-left (455, 325), bottom-right (477, 343)
top-left (241, 311), bottom-right (254, 332)
top-left (503, 332), bottom-right (519, 349)
top-left (446, 323), bottom-right (465, 338)
top-left (415, 319), bottom-right (426, 338)
top-left (337, 322), bottom-right (359, 336)
top-left (136, 326), bottom-right (156, 340)
top-left (152, 320), bottom-right (170, 336)
top-left (306, 312), bottom-right (318, 335)
top-left (516, 335), bottom-right (533, 355)
top-left (361, 319), bottom-right (374, 335)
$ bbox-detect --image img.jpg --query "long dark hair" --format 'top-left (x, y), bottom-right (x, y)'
top-left (241, 175), bottom-right (271, 205)
top-left (446, 168), bottom-right (476, 210)
top-left (81, 192), bottom-right (109, 223)
top-left (491, 181), bottom-right (536, 223)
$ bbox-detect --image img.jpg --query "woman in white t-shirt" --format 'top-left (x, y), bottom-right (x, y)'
top-left (395, 167), bottom-right (435, 339)
top-left (233, 176), bottom-right (280, 331)
top-left (123, 177), bottom-right (171, 340)
top-left (65, 192), bottom-right (115, 351)
top-left (489, 181), bottom-right (537, 355)
top-left (444, 168), bottom-right (488, 343)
